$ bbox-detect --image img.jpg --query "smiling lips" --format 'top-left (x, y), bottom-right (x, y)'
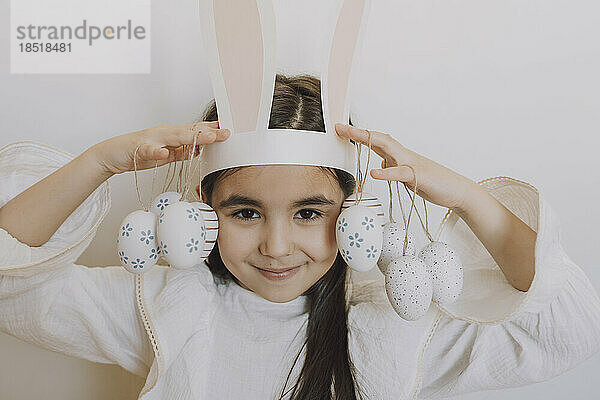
top-left (256, 264), bottom-right (303, 281)
top-left (257, 265), bottom-right (302, 273)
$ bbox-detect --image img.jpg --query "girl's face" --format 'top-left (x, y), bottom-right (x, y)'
top-left (201, 165), bottom-right (345, 303)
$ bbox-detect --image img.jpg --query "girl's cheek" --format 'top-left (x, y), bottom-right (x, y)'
top-left (216, 220), bottom-right (255, 262)
top-left (299, 221), bottom-right (338, 263)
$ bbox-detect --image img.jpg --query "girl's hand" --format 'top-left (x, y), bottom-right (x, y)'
top-left (334, 123), bottom-right (477, 213)
top-left (90, 121), bottom-right (231, 175)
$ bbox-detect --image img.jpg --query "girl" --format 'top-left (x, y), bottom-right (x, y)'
top-left (1, 74), bottom-right (599, 399)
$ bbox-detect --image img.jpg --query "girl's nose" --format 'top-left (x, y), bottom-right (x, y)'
top-left (259, 220), bottom-right (295, 258)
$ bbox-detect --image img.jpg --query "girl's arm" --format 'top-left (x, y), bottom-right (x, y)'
top-left (0, 136), bottom-right (224, 380)
top-left (335, 123), bottom-right (535, 291)
top-left (0, 147), bottom-right (112, 247)
top-left (0, 122), bottom-right (230, 248)
top-left (454, 183), bottom-right (536, 292)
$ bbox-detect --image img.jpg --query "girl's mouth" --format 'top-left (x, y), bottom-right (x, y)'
top-left (255, 263), bottom-right (304, 281)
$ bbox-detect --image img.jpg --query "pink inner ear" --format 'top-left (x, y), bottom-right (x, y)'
top-left (214, 0), bottom-right (263, 133)
top-left (328, 0), bottom-right (365, 126)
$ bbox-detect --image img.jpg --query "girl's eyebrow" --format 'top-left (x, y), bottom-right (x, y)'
top-left (217, 194), bottom-right (336, 209)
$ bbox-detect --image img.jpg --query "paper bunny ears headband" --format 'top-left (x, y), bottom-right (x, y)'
top-left (196, 0), bottom-right (369, 180)
top-left (116, 0), bottom-right (464, 322)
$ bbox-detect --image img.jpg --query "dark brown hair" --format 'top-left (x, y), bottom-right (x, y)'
top-left (198, 74), bottom-right (367, 399)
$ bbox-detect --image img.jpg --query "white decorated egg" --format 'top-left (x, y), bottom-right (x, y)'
top-left (341, 192), bottom-right (386, 228)
top-left (116, 210), bottom-right (159, 275)
top-left (150, 191), bottom-right (182, 216)
top-left (336, 204), bottom-right (383, 272)
top-left (378, 221), bottom-right (416, 274)
top-left (157, 201), bottom-right (205, 268)
top-left (384, 255), bottom-right (433, 321)
top-left (191, 201), bottom-right (219, 259)
top-left (418, 241), bottom-right (463, 305)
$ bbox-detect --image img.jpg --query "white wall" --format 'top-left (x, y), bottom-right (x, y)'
top-left (1, 0), bottom-right (599, 399)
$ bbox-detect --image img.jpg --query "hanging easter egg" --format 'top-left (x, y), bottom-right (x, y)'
top-left (378, 221), bottom-right (417, 274)
top-left (150, 191), bottom-right (181, 216)
top-left (418, 241), bottom-right (463, 305)
top-left (336, 204), bottom-right (383, 272)
top-left (157, 201), bottom-right (205, 268)
top-left (384, 255), bottom-right (433, 321)
top-left (116, 210), bottom-right (159, 275)
top-left (191, 201), bottom-right (219, 259)
top-left (341, 192), bottom-right (386, 228)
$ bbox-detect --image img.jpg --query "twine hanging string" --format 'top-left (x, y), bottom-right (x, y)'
top-left (196, 152), bottom-right (205, 202)
top-left (183, 122), bottom-right (207, 201)
top-left (353, 129), bottom-right (373, 206)
top-left (353, 140), bottom-right (362, 202)
top-left (159, 122), bottom-right (204, 197)
top-left (382, 161), bottom-right (413, 231)
top-left (182, 142), bottom-right (204, 201)
top-left (396, 165), bottom-right (434, 242)
top-left (400, 164), bottom-right (419, 256)
top-left (133, 144), bottom-right (160, 212)
top-left (395, 174), bottom-right (435, 243)
top-left (395, 181), bottom-right (408, 228)
top-left (161, 148), bottom-right (176, 193)
top-left (179, 130), bottom-right (201, 202)
top-left (386, 159), bottom-right (395, 224)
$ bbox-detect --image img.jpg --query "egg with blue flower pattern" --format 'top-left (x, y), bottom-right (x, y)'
top-left (341, 192), bottom-right (386, 228)
top-left (150, 191), bottom-right (181, 216)
top-left (336, 204), bottom-right (383, 272)
top-left (116, 210), bottom-right (158, 274)
top-left (157, 201), bottom-right (205, 268)
top-left (191, 201), bottom-right (218, 259)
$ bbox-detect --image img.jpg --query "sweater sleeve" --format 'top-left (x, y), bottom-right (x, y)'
top-left (417, 176), bottom-right (600, 399)
top-left (0, 140), bottom-right (153, 378)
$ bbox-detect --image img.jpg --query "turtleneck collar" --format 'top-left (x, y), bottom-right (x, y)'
top-left (224, 279), bottom-right (310, 320)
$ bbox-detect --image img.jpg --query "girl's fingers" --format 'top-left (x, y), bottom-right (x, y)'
top-left (334, 123), bottom-right (404, 161)
top-left (156, 124), bottom-right (230, 147)
top-left (155, 147), bottom-right (170, 159)
top-left (370, 165), bottom-right (415, 184)
top-left (137, 143), bottom-right (199, 165)
top-left (137, 143), bottom-right (165, 161)
top-left (166, 145), bottom-right (202, 161)
top-left (204, 120), bottom-right (220, 128)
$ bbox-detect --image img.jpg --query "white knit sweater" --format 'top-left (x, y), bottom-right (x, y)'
top-left (1, 140), bottom-right (599, 399)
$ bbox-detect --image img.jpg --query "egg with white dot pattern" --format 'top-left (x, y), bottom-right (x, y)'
top-left (191, 201), bottom-right (218, 259)
top-left (378, 221), bottom-right (416, 274)
top-left (384, 255), bottom-right (433, 321)
top-left (341, 192), bottom-right (386, 228)
top-left (157, 201), bottom-right (205, 268)
top-left (336, 204), bottom-right (383, 272)
top-left (150, 191), bottom-right (181, 216)
top-left (418, 241), bottom-right (463, 305)
top-left (116, 210), bottom-right (158, 275)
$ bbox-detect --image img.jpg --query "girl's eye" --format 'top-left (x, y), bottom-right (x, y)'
top-left (231, 208), bottom-right (256, 221)
top-left (298, 208), bottom-right (323, 221)
top-left (231, 208), bottom-right (323, 222)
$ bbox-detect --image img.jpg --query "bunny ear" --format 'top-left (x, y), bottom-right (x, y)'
top-left (322, 0), bottom-right (370, 133)
top-left (199, 0), bottom-right (276, 134)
